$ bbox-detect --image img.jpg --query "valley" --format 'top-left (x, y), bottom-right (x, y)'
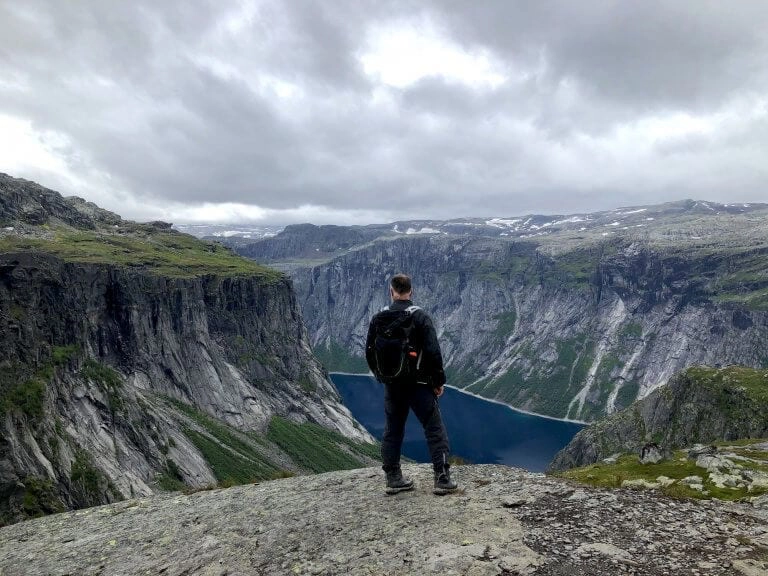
top-left (222, 200), bottom-right (768, 421)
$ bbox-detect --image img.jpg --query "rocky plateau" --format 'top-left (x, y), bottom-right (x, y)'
top-left (1, 464), bottom-right (767, 576)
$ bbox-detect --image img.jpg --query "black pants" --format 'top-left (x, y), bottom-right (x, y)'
top-left (381, 382), bottom-right (450, 473)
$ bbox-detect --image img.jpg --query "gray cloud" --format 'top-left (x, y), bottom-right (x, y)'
top-left (1, 0), bottom-right (767, 224)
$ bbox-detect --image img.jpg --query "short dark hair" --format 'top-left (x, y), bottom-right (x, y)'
top-left (390, 274), bottom-right (412, 294)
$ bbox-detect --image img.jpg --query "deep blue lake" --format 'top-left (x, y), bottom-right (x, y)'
top-left (330, 373), bottom-right (585, 473)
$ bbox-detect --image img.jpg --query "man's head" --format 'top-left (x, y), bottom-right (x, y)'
top-left (390, 273), bottom-right (412, 301)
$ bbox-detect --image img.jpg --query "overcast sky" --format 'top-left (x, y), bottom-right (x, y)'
top-left (1, 1), bottom-right (767, 225)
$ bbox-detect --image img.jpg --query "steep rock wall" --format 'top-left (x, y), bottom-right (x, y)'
top-left (0, 251), bottom-right (371, 523)
top-left (292, 236), bottom-right (768, 420)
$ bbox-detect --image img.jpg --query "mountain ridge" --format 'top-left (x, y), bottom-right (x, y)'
top-left (222, 199), bottom-right (768, 421)
top-left (0, 173), bottom-right (376, 526)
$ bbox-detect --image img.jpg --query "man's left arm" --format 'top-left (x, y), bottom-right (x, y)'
top-left (419, 313), bottom-right (446, 389)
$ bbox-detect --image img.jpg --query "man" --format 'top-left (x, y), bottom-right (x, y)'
top-left (365, 273), bottom-right (458, 495)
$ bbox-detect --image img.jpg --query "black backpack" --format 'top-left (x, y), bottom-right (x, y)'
top-left (372, 305), bottom-right (421, 384)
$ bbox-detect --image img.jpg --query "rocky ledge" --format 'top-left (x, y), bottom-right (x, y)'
top-left (1, 465), bottom-right (767, 576)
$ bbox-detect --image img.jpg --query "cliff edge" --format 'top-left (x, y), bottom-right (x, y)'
top-left (1, 464), bottom-right (767, 576)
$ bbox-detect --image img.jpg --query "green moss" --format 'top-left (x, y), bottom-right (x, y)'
top-left (9, 304), bottom-right (25, 321)
top-left (313, 340), bottom-right (369, 373)
top-left (182, 428), bottom-right (280, 484)
top-left (297, 372), bottom-right (316, 394)
top-left (81, 359), bottom-right (121, 388)
top-left (1, 378), bottom-right (45, 420)
top-left (685, 365), bottom-right (768, 403)
top-left (486, 337), bottom-right (595, 418)
top-left (614, 380), bottom-right (641, 411)
top-left (555, 451), bottom-right (768, 502)
top-left (445, 363), bottom-right (483, 388)
top-left (579, 353), bottom-right (623, 421)
top-left (715, 288), bottom-right (768, 311)
top-left (47, 435), bottom-right (60, 458)
top-left (0, 229), bottom-right (284, 280)
top-left (165, 398), bottom-right (283, 484)
top-left (530, 244), bottom-right (610, 289)
top-left (464, 377), bottom-right (491, 394)
top-left (166, 398), bottom-right (379, 481)
top-left (70, 450), bottom-right (120, 506)
top-left (52, 345), bottom-right (79, 365)
top-left (157, 459), bottom-right (186, 491)
top-left (266, 416), bottom-right (379, 473)
top-left (492, 310), bottom-right (517, 339)
top-left (715, 438), bottom-right (768, 447)
top-left (81, 360), bottom-right (123, 412)
top-left (620, 322), bottom-right (643, 340)
top-left (20, 476), bottom-right (65, 518)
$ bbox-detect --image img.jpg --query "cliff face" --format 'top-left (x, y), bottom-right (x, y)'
top-left (0, 174), bottom-right (373, 525)
top-left (289, 233), bottom-right (768, 421)
top-left (548, 366), bottom-right (768, 471)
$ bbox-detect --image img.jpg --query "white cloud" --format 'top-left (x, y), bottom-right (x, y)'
top-left (359, 18), bottom-right (507, 89)
top-left (0, 114), bottom-right (73, 178)
top-left (161, 201), bottom-right (394, 226)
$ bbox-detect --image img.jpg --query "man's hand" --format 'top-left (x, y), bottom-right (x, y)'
top-left (434, 386), bottom-right (444, 398)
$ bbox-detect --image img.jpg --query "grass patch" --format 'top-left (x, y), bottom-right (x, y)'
top-left (0, 359), bottom-right (66, 421)
top-left (0, 228), bottom-right (284, 280)
top-left (484, 337), bottom-right (595, 418)
top-left (157, 459), bottom-right (187, 491)
top-left (445, 363), bottom-right (484, 388)
top-left (492, 310), bottom-right (517, 339)
top-left (52, 344), bottom-right (79, 365)
top-left (1, 378), bottom-right (46, 420)
top-left (620, 322), bottom-right (643, 340)
top-left (556, 450), bottom-right (768, 502)
top-left (297, 371), bottom-right (316, 394)
top-left (81, 359), bottom-right (124, 412)
top-left (614, 380), bottom-right (641, 411)
top-left (182, 428), bottom-right (280, 484)
top-left (266, 416), bottom-right (379, 473)
top-left (166, 398), bottom-right (379, 481)
top-left (685, 365), bottom-right (768, 403)
top-left (70, 449), bottom-right (121, 506)
top-left (81, 359), bottom-right (121, 388)
top-left (20, 476), bottom-right (66, 518)
top-left (165, 398), bottom-right (283, 484)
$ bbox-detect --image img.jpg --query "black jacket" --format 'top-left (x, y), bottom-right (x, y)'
top-left (365, 299), bottom-right (446, 388)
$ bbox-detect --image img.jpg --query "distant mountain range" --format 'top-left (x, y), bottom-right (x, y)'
top-left (173, 223), bottom-right (282, 241)
top-left (214, 198), bottom-right (768, 422)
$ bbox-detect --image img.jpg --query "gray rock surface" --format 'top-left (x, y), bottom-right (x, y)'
top-left (1, 464), bottom-right (767, 576)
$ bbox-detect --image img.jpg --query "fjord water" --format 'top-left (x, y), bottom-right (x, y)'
top-left (330, 373), bottom-right (585, 472)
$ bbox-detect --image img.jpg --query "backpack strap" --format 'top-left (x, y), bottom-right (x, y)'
top-left (405, 305), bottom-right (420, 314)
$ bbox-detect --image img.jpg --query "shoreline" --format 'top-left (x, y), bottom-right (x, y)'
top-left (328, 372), bottom-right (589, 426)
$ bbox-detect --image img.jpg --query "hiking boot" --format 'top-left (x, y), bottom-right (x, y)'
top-left (433, 468), bottom-right (458, 495)
top-left (385, 470), bottom-right (414, 495)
